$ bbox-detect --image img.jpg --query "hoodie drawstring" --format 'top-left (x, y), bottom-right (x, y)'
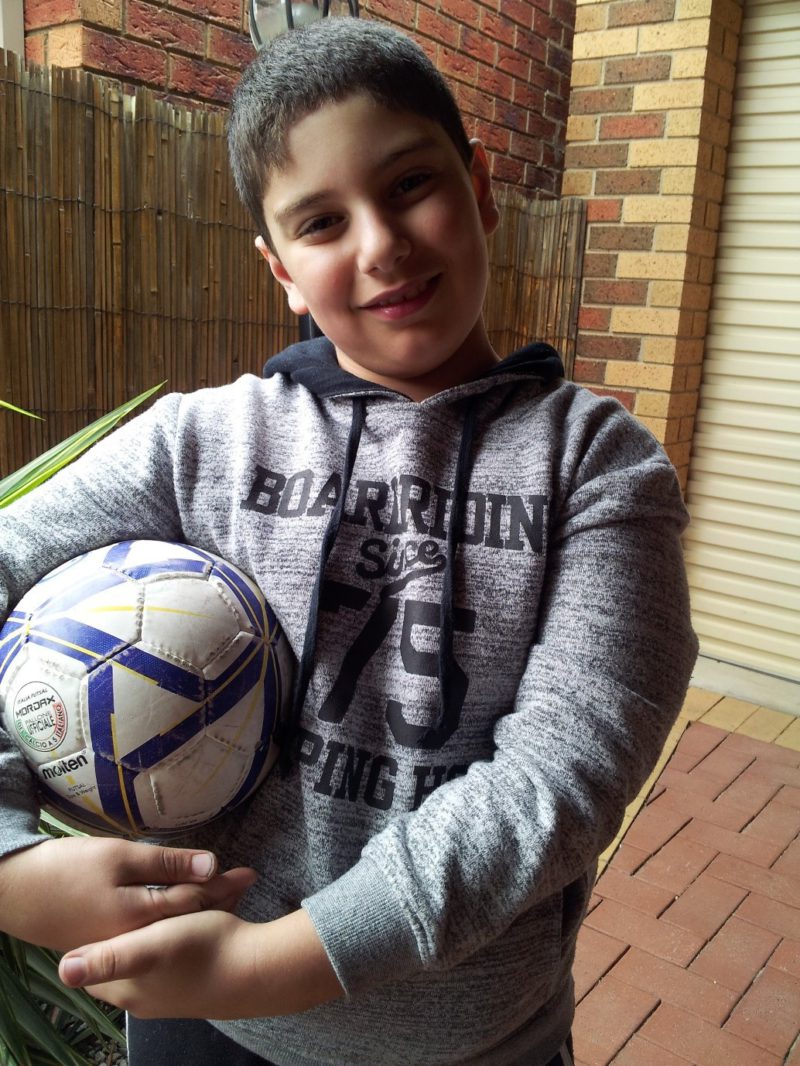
top-left (278, 395), bottom-right (366, 771)
top-left (425, 395), bottom-right (479, 747)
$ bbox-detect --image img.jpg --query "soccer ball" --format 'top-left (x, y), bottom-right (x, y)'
top-left (0, 541), bottom-right (292, 838)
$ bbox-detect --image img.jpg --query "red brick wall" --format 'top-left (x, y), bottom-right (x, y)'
top-left (372, 0), bottom-right (574, 196)
top-left (24, 0), bottom-right (251, 105)
top-left (22, 0), bottom-right (575, 199)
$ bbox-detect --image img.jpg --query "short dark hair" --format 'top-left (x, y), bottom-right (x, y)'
top-left (228, 18), bottom-right (473, 244)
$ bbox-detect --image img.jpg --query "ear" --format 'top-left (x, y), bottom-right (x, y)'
top-left (468, 140), bottom-right (499, 237)
top-left (255, 235), bottom-right (310, 317)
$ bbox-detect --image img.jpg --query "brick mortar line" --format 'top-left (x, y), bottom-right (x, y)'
top-left (576, 942), bottom-right (633, 1007)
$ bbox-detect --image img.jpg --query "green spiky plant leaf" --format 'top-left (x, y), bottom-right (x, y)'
top-left (0, 401), bottom-right (43, 420)
top-left (1, 383), bottom-right (164, 1063)
top-left (0, 383), bottom-right (164, 508)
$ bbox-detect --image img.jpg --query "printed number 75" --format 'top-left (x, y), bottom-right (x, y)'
top-left (318, 580), bottom-right (476, 750)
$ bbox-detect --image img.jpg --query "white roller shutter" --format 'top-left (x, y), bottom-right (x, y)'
top-left (684, 0), bottom-right (800, 700)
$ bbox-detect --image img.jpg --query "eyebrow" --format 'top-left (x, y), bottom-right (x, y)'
top-left (271, 135), bottom-right (441, 230)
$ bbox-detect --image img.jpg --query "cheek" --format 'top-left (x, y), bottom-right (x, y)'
top-left (306, 255), bottom-right (351, 303)
top-left (284, 256), bottom-right (345, 316)
top-left (425, 197), bottom-right (487, 262)
top-left (421, 201), bottom-right (463, 245)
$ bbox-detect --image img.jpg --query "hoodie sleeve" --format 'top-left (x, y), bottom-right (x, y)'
top-left (0, 396), bottom-right (184, 859)
top-left (302, 396), bottom-right (699, 995)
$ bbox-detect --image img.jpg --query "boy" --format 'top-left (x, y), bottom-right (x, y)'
top-left (0, 18), bottom-right (698, 1066)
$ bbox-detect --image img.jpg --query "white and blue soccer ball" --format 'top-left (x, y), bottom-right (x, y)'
top-left (0, 541), bottom-right (292, 838)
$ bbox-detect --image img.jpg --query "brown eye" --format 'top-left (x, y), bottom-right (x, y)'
top-left (395, 172), bottom-right (432, 196)
top-left (299, 214), bottom-right (341, 238)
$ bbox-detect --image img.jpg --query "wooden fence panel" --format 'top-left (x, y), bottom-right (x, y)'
top-left (0, 53), bottom-right (584, 476)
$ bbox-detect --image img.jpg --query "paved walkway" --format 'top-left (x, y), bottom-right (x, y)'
top-left (572, 688), bottom-right (800, 1066)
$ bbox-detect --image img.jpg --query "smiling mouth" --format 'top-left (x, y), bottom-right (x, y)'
top-left (362, 276), bottom-right (439, 311)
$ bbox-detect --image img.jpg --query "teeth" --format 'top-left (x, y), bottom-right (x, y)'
top-left (374, 280), bottom-right (428, 307)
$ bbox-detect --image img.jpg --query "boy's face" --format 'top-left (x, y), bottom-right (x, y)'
top-left (257, 94), bottom-right (500, 400)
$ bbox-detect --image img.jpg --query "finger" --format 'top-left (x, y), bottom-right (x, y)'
top-left (115, 842), bottom-right (219, 886)
top-left (60, 941), bottom-right (125, 989)
top-left (60, 922), bottom-right (163, 989)
top-left (142, 867), bottom-right (258, 922)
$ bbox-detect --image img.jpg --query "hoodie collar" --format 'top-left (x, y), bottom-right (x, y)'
top-left (262, 336), bottom-right (564, 399)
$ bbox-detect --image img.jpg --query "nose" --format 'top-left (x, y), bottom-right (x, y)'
top-left (355, 208), bottom-right (411, 275)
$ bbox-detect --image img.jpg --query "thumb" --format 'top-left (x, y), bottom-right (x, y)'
top-left (58, 928), bottom-right (156, 989)
top-left (116, 842), bottom-right (218, 885)
top-left (59, 937), bottom-right (132, 988)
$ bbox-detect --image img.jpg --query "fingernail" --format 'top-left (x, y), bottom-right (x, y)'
top-left (61, 957), bottom-right (87, 986)
top-left (191, 852), bottom-right (215, 878)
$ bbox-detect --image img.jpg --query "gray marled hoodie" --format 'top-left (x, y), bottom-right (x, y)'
top-left (0, 339), bottom-right (697, 1066)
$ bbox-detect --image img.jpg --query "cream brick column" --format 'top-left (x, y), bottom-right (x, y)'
top-left (563, 0), bottom-right (743, 487)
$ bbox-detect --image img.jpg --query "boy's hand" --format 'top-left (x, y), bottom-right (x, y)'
top-left (0, 836), bottom-right (257, 952)
top-left (59, 908), bottom-right (343, 1019)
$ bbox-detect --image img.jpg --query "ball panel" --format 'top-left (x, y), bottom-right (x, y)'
top-left (140, 577), bottom-right (244, 669)
top-left (5, 551), bottom-right (101, 617)
top-left (137, 733), bottom-right (255, 829)
top-left (204, 638), bottom-right (270, 732)
top-left (1, 650), bottom-right (86, 766)
top-left (0, 611), bottom-right (29, 687)
top-left (270, 628), bottom-right (294, 718)
top-left (113, 644), bottom-right (206, 702)
top-left (205, 670), bottom-right (274, 754)
top-left (86, 662), bottom-right (202, 768)
top-left (93, 753), bottom-right (145, 834)
top-left (50, 579), bottom-right (143, 647)
top-left (226, 739), bottom-right (279, 814)
top-left (22, 569), bottom-right (133, 637)
top-left (24, 614), bottom-right (128, 671)
top-left (208, 560), bottom-right (268, 636)
top-left (101, 540), bottom-right (213, 576)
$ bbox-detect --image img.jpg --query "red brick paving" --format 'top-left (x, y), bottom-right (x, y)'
top-left (573, 926), bottom-right (628, 1002)
top-left (573, 723), bottom-right (800, 1065)
top-left (635, 836), bottom-right (717, 895)
top-left (725, 965), bottom-right (800, 1058)
top-left (689, 915), bottom-right (781, 995)
top-left (770, 937), bottom-right (800, 978)
top-left (659, 872), bottom-right (747, 940)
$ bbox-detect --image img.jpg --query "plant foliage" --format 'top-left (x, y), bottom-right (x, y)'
top-left (0, 383), bottom-right (164, 508)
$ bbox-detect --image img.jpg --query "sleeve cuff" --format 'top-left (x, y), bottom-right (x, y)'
top-left (302, 856), bottom-right (422, 996)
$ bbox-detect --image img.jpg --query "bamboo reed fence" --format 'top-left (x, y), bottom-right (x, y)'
top-left (485, 192), bottom-right (585, 370)
top-left (0, 51), bottom-right (584, 476)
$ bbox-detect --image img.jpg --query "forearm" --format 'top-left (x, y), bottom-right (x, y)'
top-left (305, 449), bottom-right (698, 993)
top-left (249, 908), bottom-right (345, 1015)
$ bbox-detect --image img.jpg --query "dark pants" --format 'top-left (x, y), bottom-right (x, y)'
top-left (127, 1016), bottom-right (574, 1066)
